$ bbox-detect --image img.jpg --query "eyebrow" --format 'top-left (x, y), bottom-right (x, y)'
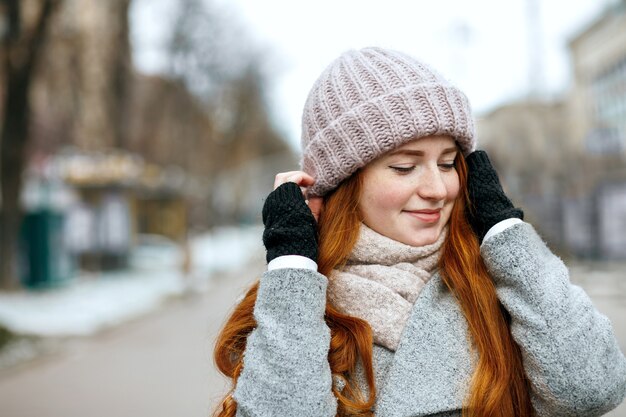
top-left (388, 147), bottom-right (458, 157)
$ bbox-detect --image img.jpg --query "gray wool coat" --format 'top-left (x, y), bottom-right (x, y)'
top-left (232, 223), bottom-right (626, 416)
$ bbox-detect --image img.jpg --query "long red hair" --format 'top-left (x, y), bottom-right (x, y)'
top-left (212, 153), bottom-right (534, 416)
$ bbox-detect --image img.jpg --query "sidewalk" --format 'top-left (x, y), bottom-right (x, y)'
top-left (0, 255), bottom-right (265, 417)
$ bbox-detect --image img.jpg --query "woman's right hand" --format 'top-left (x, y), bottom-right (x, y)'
top-left (262, 171), bottom-right (321, 264)
top-left (273, 171), bottom-right (323, 221)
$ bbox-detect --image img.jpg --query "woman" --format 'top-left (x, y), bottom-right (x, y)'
top-left (213, 47), bottom-right (626, 416)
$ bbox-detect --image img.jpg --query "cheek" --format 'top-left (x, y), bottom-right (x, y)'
top-left (361, 177), bottom-right (408, 214)
top-left (441, 174), bottom-right (460, 224)
top-left (445, 173), bottom-right (461, 200)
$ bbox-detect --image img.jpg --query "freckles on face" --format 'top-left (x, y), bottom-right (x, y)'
top-left (360, 174), bottom-right (405, 213)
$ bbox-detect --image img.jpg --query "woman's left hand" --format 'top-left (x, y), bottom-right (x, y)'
top-left (465, 150), bottom-right (524, 243)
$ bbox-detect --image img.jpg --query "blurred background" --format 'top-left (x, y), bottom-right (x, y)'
top-left (0, 0), bottom-right (625, 416)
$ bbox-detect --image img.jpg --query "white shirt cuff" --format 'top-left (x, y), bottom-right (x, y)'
top-left (267, 255), bottom-right (318, 271)
top-left (483, 218), bottom-right (523, 243)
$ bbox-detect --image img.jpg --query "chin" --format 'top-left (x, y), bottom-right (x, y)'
top-left (405, 228), bottom-right (443, 247)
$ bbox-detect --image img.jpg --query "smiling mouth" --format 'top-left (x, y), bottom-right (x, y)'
top-left (404, 210), bottom-right (441, 223)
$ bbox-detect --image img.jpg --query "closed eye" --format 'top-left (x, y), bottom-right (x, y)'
top-left (390, 166), bottom-right (415, 174)
top-left (439, 163), bottom-right (456, 171)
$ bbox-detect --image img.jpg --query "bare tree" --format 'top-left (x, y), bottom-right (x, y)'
top-left (166, 0), bottom-right (252, 101)
top-left (157, 0), bottom-right (295, 225)
top-left (0, 0), bottom-right (61, 289)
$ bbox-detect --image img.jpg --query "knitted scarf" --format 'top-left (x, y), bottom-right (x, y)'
top-left (327, 224), bottom-right (446, 351)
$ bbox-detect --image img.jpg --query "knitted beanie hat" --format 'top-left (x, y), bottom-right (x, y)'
top-left (301, 47), bottom-right (476, 197)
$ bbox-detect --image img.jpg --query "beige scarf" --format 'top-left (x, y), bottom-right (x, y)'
top-left (327, 224), bottom-right (446, 351)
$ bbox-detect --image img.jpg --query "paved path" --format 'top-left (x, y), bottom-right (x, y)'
top-left (0, 259), bottom-right (263, 417)
top-left (0, 260), bottom-right (625, 417)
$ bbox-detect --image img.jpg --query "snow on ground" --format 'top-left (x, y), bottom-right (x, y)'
top-left (190, 225), bottom-right (264, 276)
top-left (0, 225), bottom-right (264, 338)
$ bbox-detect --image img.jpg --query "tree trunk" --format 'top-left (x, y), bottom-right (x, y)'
top-left (111, 0), bottom-right (133, 149)
top-left (0, 0), bottom-right (59, 290)
top-left (0, 69), bottom-right (28, 289)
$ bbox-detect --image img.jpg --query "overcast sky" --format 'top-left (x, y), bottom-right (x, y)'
top-left (131, 0), bottom-right (613, 150)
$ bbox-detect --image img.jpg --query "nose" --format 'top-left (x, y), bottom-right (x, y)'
top-left (417, 166), bottom-right (447, 201)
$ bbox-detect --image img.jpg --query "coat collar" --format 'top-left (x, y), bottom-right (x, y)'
top-left (374, 273), bottom-right (474, 416)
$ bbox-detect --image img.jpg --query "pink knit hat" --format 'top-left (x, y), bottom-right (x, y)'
top-left (300, 47), bottom-right (476, 197)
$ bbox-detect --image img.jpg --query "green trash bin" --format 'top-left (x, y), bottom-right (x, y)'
top-left (20, 209), bottom-right (73, 288)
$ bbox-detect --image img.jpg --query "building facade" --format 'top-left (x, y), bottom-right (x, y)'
top-left (569, 1), bottom-right (626, 158)
top-left (567, 0), bottom-right (626, 258)
top-left (477, 1), bottom-right (626, 259)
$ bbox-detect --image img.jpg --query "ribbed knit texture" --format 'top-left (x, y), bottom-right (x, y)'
top-left (328, 223), bottom-right (445, 351)
top-left (466, 150), bottom-right (524, 242)
top-left (262, 182), bottom-right (318, 263)
top-left (300, 47), bottom-right (476, 197)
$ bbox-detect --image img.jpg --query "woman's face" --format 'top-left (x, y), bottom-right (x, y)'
top-left (359, 135), bottom-right (460, 247)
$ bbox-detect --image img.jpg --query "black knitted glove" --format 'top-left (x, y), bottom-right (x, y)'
top-left (465, 150), bottom-right (524, 243)
top-left (262, 182), bottom-right (318, 263)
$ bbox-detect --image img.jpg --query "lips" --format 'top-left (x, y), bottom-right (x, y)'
top-left (404, 209), bottom-right (442, 223)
